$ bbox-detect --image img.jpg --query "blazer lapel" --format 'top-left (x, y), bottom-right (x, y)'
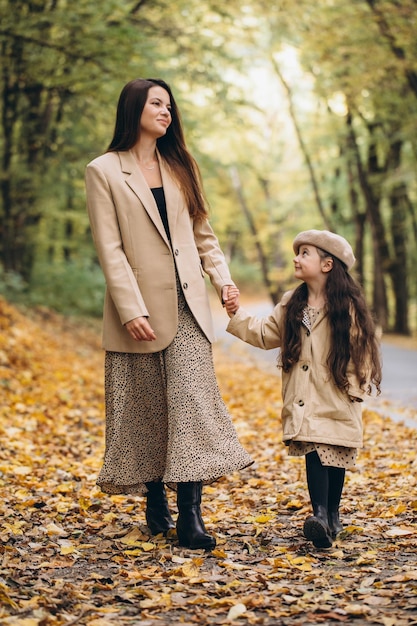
top-left (119, 150), bottom-right (170, 246)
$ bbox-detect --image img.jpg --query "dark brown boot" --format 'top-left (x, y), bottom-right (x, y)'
top-left (145, 481), bottom-right (175, 536)
top-left (328, 466), bottom-right (345, 539)
top-left (328, 509), bottom-right (343, 538)
top-left (176, 482), bottom-right (216, 550)
top-left (303, 504), bottom-right (333, 549)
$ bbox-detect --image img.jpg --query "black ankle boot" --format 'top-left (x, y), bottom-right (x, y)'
top-left (303, 504), bottom-right (333, 549)
top-left (328, 509), bottom-right (343, 539)
top-left (145, 481), bottom-right (175, 536)
top-left (176, 482), bottom-right (216, 550)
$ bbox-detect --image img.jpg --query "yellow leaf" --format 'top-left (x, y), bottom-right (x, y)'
top-left (330, 550), bottom-right (345, 558)
top-left (211, 548), bottom-right (226, 559)
top-left (0, 584), bottom-right (18, 609)
top-left (344, 603), bottom-right (370, 615)
top-left (254, 513), bottom-right (274, 523)
top-left (287, 556), bottom-right (311, 565)
top-left (60, 545), bottom-right (76, 555)
top-left (392, 503), bottom-right (407, 515)
top-left (44, 522), bottom-right (67, 536)
top-left (180, 562), bottom-right (201, 577)
top-left (2, 521), bottom-right (25, 535)
top-left (285, 499), bottom-right (303, 509)
top-left (343, 524), bottom-right (364, 534)
top-left (356, 551), bottom-right (377, 565)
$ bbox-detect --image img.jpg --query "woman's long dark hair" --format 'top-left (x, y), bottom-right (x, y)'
top-left (281, 250), bottom-right (382, 396)
top-left (107, 78), bottom-right (207, 220)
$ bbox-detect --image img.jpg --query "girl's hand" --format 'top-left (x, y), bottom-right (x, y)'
top-left (125, 316), bottom-right (157, 341)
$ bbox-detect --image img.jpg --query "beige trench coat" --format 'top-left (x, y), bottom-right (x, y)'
top-left (227, 291), bottom-right (366, 448)
top-left (85, 150), bottom-right (234, 353)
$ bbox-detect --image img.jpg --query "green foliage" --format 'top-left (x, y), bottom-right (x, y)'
top-left (0, 0), bottom-right (416, 331)
top-left (0, 259), bottom-right (105, 317)
top-left (27, 260), bottom-right (105, 317)
top-left (0, 269), bottom-right (27, 298)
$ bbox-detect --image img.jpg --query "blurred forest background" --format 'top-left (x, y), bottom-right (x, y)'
top-left (0, 0), bottom-right (416, 334)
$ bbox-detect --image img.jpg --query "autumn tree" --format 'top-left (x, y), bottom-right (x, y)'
top-left (230, 0), bottom-right (417, 332)
top-left (0, 0), bottom-right (245, 283)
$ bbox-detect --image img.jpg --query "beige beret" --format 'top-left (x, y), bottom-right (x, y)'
top-left (293, 229), bottom-right (356, 270)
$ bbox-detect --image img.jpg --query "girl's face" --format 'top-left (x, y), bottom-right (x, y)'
top-left (293, 244), bottom-right (332, 281)
top-left (140, 86), bottom-right (172, 139)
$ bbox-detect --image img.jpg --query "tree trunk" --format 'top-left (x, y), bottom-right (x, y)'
top-left (346, 111), bottom-right (389, 328)
top-left (229, 166), bottom-right (281, 305)
top-left (387, 139), bottom-right (410, 334)
top-left (270, 55), bottom-right (333, 231)
top-left (366, 0), bottom-right (417, 100)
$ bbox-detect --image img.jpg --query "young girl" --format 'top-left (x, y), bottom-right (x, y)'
top-left (225, 230), bottom-right (382, 549)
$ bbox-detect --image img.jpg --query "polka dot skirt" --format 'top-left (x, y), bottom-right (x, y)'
top-left (97, 288), bottom-right (253, 495)
top-left (288, 441), bottom-right (357, 469)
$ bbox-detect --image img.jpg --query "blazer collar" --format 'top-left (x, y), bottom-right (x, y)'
top-left (119, 150), bottom-right (182, 245)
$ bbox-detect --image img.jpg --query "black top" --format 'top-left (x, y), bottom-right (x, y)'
top-left (151, 186), bottom-right (171, 242)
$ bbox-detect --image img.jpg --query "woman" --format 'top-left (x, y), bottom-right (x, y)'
top-left (226, 230), bottom-right (381, 549)
top-left (85, 78), bottom-right (252, 550)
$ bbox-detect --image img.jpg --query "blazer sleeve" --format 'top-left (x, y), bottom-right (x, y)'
top-left (226, 305), bottom-right (283, 350)
top-left (85, 161), bottom-right (149, 325)
top-left (193, 217), bottom-right (235, 300)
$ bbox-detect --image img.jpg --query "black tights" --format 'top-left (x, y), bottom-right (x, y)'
top-left (305, 450), bottom-right (345, 512)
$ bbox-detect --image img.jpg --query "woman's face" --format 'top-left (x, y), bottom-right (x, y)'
top-left (140, 86), bottom-right (172, 139)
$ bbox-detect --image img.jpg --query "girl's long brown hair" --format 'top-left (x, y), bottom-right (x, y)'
top-left (107, 78), bottom-right (207, 220)
top-left (281, 250), bottom-right (382, 395)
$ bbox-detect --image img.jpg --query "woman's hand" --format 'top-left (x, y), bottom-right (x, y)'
top-left (125, 316), bottom-right (157, 341)
top-left (222, 285), bottom-right (240, 318)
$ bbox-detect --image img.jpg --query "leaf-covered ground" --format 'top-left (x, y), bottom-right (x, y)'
top-left (0, 297), bottom-right (416, 626)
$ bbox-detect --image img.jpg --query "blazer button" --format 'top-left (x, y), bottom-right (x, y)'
top-left (174, 249), bottom-right (179, 256)
top-left (302, 364), bottom-right (308, 371)
top-left (298, 399), bottom-right (304, 406)
top-left (183, 282), bottom-right (188, 290)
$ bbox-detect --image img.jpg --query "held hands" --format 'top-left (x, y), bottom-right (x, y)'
top-left (222, 285), bottom-right (240, 318)
top-left (125, 316), bottom-right (156, 341)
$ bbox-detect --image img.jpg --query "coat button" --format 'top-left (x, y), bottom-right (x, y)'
top-left (298, 399), bottom-right (304, 406)
top-left (302, 364), bottom-right (308, 371)
top-left (183, 282), bottom-right (188, 290)
top-left (174, 249), bottom-right (179, 256)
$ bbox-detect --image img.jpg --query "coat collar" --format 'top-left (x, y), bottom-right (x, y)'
top-left (118, 150), bottom-right (182, 246)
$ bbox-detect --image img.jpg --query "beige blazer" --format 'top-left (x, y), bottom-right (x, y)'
top-left (227, 291), bottom-right (365, 448)
top-left (85, 150), bottom-right (233, 353)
